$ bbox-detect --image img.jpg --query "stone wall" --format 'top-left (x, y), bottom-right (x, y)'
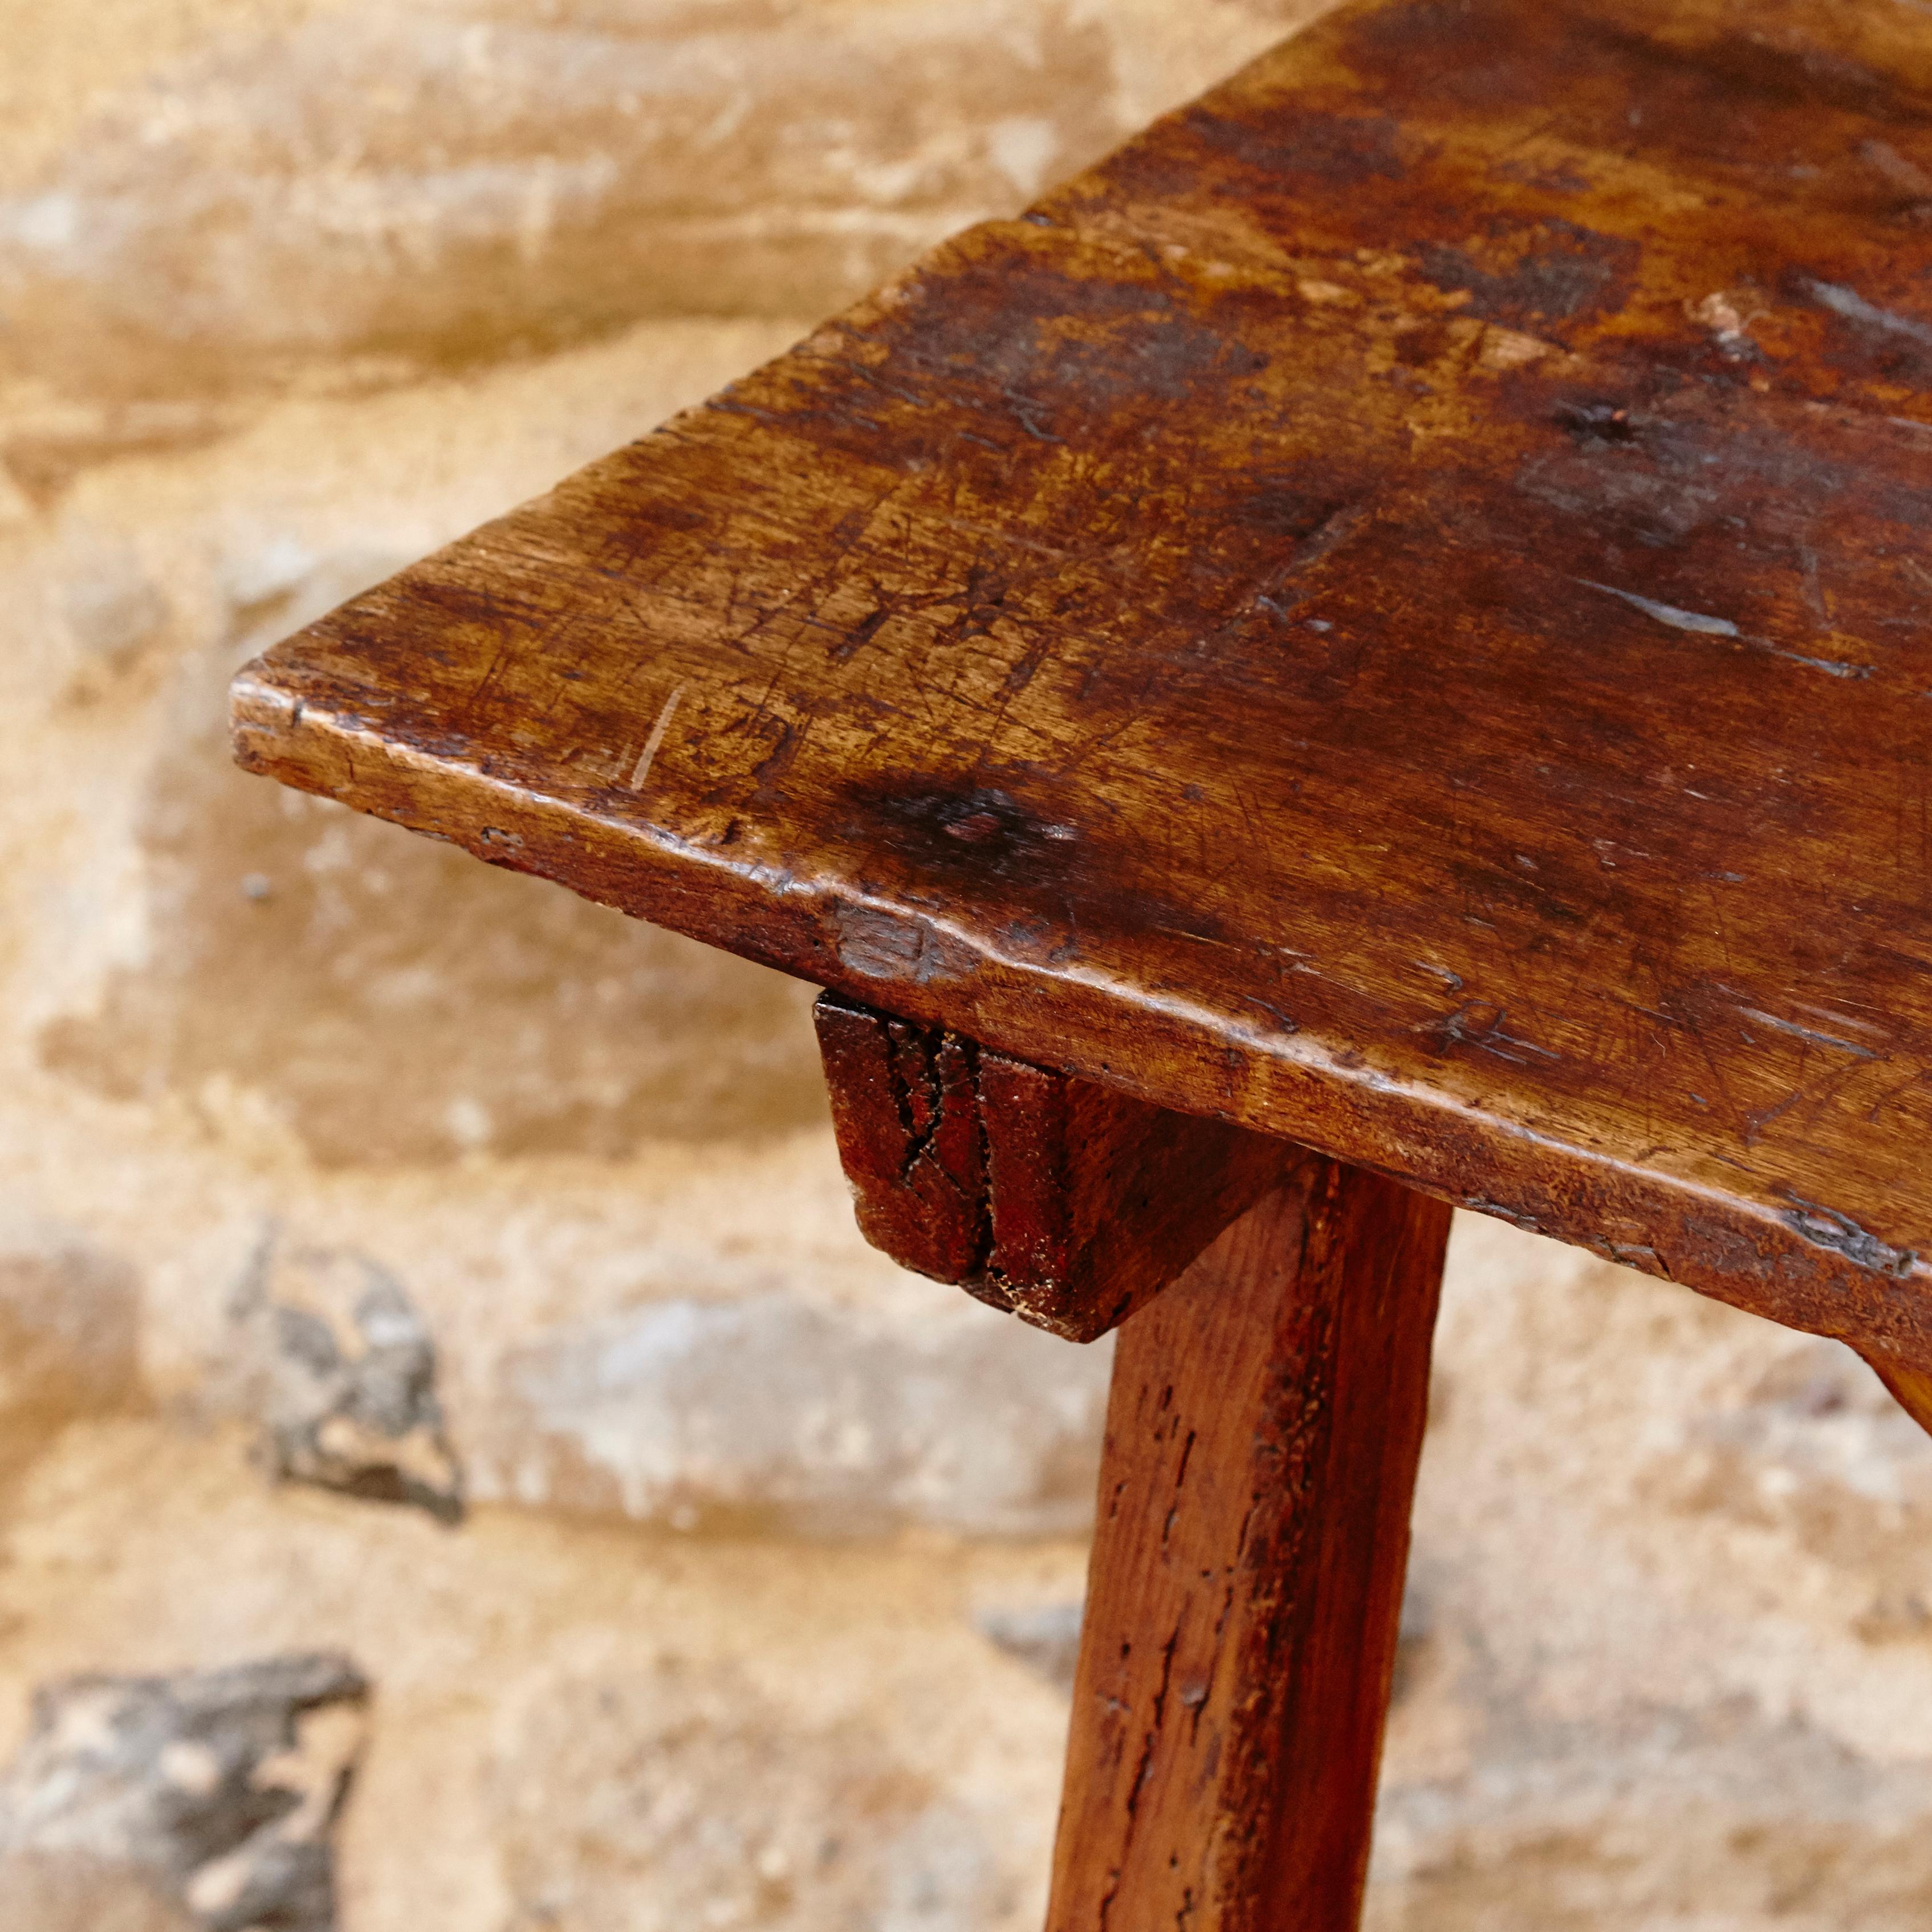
top-left (5, 2), bottom-right (1932, 1926)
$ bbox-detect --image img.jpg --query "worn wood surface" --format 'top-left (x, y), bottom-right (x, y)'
top-left (1048, 1159), bottom-right (1450, 1930)
top-left (814, 990), bottom-right (1294, 1339)
top-left (233, 0), bottom-right (1932, 1383)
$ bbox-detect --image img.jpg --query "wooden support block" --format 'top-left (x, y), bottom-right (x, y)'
top-left (1048, 1158), bottom-right (1451, 1931)
top-left (813, 990), bottom-right (1294, 1342)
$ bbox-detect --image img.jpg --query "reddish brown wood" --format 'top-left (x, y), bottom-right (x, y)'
top-left (815, 991), bottom-right (1294, 1340)
top-left (1050, 1158), bottom-right (1451, 1930)
top-left (814, 991), bottom-right (989, 1286)
top-left (230, 1), bottom-right (1932, 1393)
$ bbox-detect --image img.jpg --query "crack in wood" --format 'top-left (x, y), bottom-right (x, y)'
top-left (814, 990), bottom-right (1294, 1341)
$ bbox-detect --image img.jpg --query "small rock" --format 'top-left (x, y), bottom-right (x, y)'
top-left (0, 1653), bottom-right (368, 1932)
top-left (231, 1232), bottom-right (464, 1524)
top-left (976, 1602), bottom-right (1084, 1693)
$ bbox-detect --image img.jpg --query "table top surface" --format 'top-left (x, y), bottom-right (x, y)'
top-left (235, 0), bottom-right (1932, 1363)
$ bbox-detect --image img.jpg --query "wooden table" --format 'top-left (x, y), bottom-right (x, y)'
top-left (231, 0), bottom-right (1932, 1921)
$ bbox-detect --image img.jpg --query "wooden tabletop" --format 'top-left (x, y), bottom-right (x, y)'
top-left (234, 0), bottom-right (1932, 1370)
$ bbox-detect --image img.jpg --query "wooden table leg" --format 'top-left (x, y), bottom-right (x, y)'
top-left (1046, 1158), bottom-right (1451, 1932)
top-left (808, 995), bottom-right (1449, 1924)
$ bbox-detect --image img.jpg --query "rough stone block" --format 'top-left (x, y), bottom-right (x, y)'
top-left (1368, 1713), bottom-right (1932, 1931)
top-left (0, 1242), bottom-right (143, 1471)
top-left (0, 1853), bottom-right (193, 1932)
top-left (40, 567), bottom-right (829, 1168)
top-left (1654, 1331), bottom-right (1932, 1636)
top-left (0, 0), bottom-right (1248, 417)
top-left (489, 1653), bottom-right (1032, 1930)
top-left (1362, 1217), bottom-right (1932, 1928)
top-left (482, 1291), bottom-right (1113, 1537)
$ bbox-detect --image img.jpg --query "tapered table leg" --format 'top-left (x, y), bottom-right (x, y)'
top-left (1046, 1158), bottom-right (1451, 1931)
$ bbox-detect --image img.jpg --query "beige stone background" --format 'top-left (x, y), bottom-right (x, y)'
top-left (4, 0), bottom-right (1932, 1925)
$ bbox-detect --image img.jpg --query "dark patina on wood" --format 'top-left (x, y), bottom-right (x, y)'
top-left (1049, 1160), bottom-right (1451, 1929)
top-left (815, 990), bottom-right (1293, 1339)
top-left (233, 0), bottom-right (1932, 1385)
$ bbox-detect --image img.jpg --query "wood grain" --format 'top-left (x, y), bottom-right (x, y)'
top-left (232, 0), bottom-right (1932, 1388)
top-left (814, 991), bottom-right (990, 1287)
top-left (814, 991), bottom-right (1293, 1340)
top-left (1048, 1158), bottom-right (1451, 1930)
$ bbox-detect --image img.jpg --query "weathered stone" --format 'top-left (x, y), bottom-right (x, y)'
top-left (60, 535), bottom-right (172, 670)
top-left (0, 0), bottom-right (1177, 419)
top-left (0, 1853), bottom-right (193, 1932)
top-left (1650, 1331), bottom-right (1932, 1629)
top-left (0, 1425), bottom-right (1073, 1930)
top-left (0, 1654), bottom-right (368, 1932)
top-left (483, 1291), bottom-right (1113, 1536)
top-left (1361, 1217), bottom-right (1932, 1929)
top-left (489, 1653), bottom-right (1028, 1930)
top-left (1368, 1709), bottom-right (1932, 1932)
top-left (975, 1602), bottom-right (1084, 1693)
top-left (0, 1242), bottom-right (143, 1474)
top-left (40, 562), bottom-right (829, 1166)
top-left (230, 1233), bottom-right (465, 1524)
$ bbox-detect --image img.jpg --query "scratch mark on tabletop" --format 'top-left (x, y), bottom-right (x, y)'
top-left (1577, 580), bottom-right (1740, 637)
top-left (1425, 1000), bottom-right (1561, 1066)
top-left (1576, 580), bottom-right (1872, 679)
top-left (1799, 545), bottom-right (1831, 629)
top-left (1240, 995), bottom-right (1300, 1034)
top-left (1734, 1007), bottom-right (1881, 1060)
top-left (1003, 391), bottom-right (1064, 442)
top-left (1791, 1001), bottom-right (1888, 1036)
top-left (1741, 1090), bottom-right (1800, 1145)
top-left (1803, 279), bottom-right (1932, 351)
top-left (628, 684), bottom-right (686, 790)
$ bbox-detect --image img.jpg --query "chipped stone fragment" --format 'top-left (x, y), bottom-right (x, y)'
top-left (0, 1654), bottom-right (368, 1932)
top-left (231, 1233), bottom-right (465, 1524)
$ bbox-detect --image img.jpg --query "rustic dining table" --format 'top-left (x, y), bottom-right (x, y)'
top-left (231, 0), bottom-right (1932, 1921)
